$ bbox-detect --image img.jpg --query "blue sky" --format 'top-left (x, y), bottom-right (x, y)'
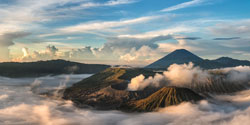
top-left (0, 0), bottom-right (250, 65)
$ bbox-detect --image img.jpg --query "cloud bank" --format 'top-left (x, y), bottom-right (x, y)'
top-left (1, 74), bottom-right (250, 125)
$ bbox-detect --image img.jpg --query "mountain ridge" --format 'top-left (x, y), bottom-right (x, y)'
top-left (146, 49), bottom-right (250, 69)
top-left (0, 59), bottom-right (110, 77)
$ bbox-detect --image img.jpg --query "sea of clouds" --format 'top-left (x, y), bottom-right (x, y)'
top-left (0, 70), bottom-right (250, 125)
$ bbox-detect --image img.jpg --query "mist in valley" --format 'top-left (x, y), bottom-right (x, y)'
top-left (0, 66), bottom-right (250, 125)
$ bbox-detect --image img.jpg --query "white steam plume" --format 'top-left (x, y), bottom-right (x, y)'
top-left (52, 75), bottom-right (71, 99)
top-left (128, 73), bottom-right (165, 91)
top-left (218, 66), bottom-right (250, 83)
top-left (30, 79), bottom-right (42, 94)
top-left (127, 62), bottom-right (250, 91)
top-left (163, 62), bottom-right (209, 86)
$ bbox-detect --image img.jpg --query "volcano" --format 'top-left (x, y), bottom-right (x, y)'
top-left (146, 49), bottom-right (203, 69)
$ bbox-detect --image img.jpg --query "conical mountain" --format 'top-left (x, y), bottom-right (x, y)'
top-left (146, 49), bottom-right (203, 69)
top-left (123, 87), bottom-right (204, 112)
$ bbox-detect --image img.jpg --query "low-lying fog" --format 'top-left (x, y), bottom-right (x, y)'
top-left (0, 74), bottom-right (250, 125)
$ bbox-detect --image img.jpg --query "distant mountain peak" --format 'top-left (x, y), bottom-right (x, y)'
top-left (170, 49), bottom-right (191, 54)
top-left (167, 49), bottom-right (202, 58)
top-left (145, 49), bottom-right (250, 69)
top-left (173, 49), bottom-right (190, 52)
top-left (145, 49), bottom-right (203, 69)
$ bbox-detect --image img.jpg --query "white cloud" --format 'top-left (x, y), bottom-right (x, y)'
top-left (22, 48), bottom-right (29, 57)
top-left (0, 0), bottom-right (138, 35)
top-left (12, 35), bottom-right (171, 65)
top-left (120, 45), bottom-right (162, 63)
top-left (59, 16), bottom-right (159, 33)
top-left (77, 0), bottom-right (137, 9)
top-left (0, 32), bottom-right (30, 62)
top-left (209, 19), bottom-right (250, 36)
top-left (118, 26), bottom-right (196, 39)
top-left (0, 0), bottom-right (87, 36)
top-left (63, 46), bottom-right (96, 60)
top-left (161, 0), bottom-right (205, 12)
top-left (13, 45), bottom-right (60, 62)
top-left (158, 38), bottom-right (202, 53)
top-left (0, 94), bottom-right (8, 100)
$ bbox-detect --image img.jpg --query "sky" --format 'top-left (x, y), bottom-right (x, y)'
top-left (0, 0), bottom-right (250, 66)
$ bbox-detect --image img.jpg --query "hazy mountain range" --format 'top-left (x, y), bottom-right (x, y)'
top-left (146, 49), bottom-right (250, 69)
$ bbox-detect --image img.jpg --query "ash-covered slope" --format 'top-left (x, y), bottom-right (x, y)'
top-left (146, 49), bottom-right (203, 69)
top-left (122, 87), bottom-right (203, 112)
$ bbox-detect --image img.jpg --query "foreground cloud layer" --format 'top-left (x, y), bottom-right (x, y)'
top-left (0, 74), bottom-right (250, 125)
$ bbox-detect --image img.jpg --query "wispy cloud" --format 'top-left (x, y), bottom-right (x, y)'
top-left (77, 0), bottom-right (138, 9)
top-left (177, 37), bottom-right (202, 40)
top-left (161, 0), bottom-right (205, 12)
top-left (209, 19), bottom-right (250, 36)
top-left (213, 37), bottom-right (240, 40)
top-left (59, 16), bottom-right (159, 33)
top-left (0, 0), bottom-right (138, 35)
top-left (118, 26), bottom-right (196, 39)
